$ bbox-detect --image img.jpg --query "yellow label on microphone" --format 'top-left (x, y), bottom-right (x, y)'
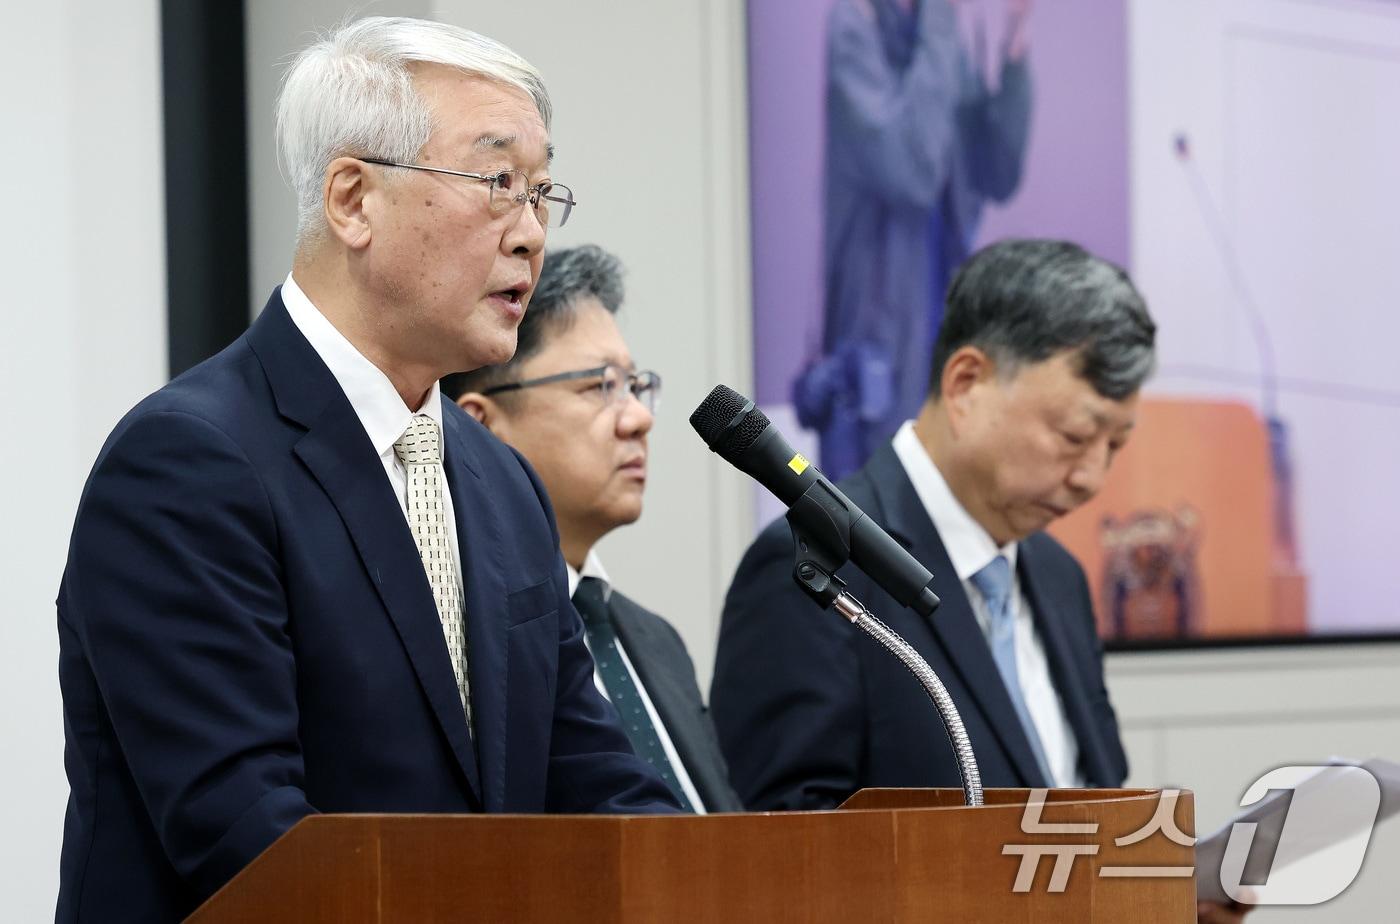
top-left (788, 453), bottom-right (810, 475)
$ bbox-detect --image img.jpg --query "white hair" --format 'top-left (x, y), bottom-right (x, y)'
top-left (276, 16), bottom-right (551, 245)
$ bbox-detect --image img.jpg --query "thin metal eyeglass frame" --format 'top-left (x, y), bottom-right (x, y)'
top-left (358, 157), bottom-right (576, 227)
top-left (483, 365), bottom-right (661, 411)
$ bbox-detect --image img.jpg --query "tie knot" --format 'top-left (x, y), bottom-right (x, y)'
top-left (393, 415), bottom-right (441, 466)
top-left (970, 555), bottom-right (1013, 617)
top-left (572, 576), bottom-right (609, 626)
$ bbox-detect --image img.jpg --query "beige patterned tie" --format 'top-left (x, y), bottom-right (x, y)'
top-left (393, 415), bottom-right (472, 733)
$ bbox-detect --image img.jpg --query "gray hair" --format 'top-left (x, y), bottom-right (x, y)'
top-left (442, 244), bottom-right (626, 399)
top-left (930, 239), bottom-right (1157, 399)
top-left (276, 16), bottom-right (551, 244)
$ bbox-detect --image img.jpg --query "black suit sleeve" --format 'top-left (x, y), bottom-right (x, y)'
top-left (710, 517), bottom-right (866, 811)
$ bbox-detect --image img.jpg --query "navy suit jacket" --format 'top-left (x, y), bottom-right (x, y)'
top-left (710, 442), bottom-right (1128, 811)
top-left (56, 291), bottom-right (678, 922)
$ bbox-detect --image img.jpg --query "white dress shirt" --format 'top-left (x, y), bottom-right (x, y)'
top-left (567, 551), bottom-right (708, 813)
top-left (281, 273), bottom-right (465, 591)
top-left (891, 421), bottom-right (1084, 787)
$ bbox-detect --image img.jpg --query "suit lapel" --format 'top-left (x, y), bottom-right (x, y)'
top-left (864, 444), bottom-right (1050, 787)
top-left (440, 407), bottom-right (510, 810)
top-left (248, 293), bottom-right (481, 802)
top-left (610, 599), bottom-right (711, 805)
top-left (610, 602), bottom-right (680, 739)
top-left (1018, 542), bottom-right (1115, 787)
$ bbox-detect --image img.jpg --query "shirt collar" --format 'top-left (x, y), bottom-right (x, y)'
top-left (565, 549), bottom-right (612, 600)
top-left (280, 273), bottom-right (443, 457)
top-left (890, 419), bottom-right (1018, 582)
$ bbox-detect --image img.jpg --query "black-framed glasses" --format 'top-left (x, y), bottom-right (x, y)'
top-left (483, 364), bottom-right (661, 413)
top-left (360, 158), bottom-right (576, 228)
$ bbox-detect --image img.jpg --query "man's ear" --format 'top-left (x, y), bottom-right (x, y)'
top-left (938, 345), bottom-right (996, 434)
top-left (323, 156), bottom-right (374, 250)
top-left (456, 392), bottom-right (496, 429)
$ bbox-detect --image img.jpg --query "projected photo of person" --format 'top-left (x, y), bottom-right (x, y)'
top-left (794, 0), bottom-right (1033, 480)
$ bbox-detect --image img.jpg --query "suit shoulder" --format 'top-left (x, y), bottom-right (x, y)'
top-left (750, 512), bottom-right (791, 554)
top-left (441, 401), bottom-right (558, 550)
top-left (108, 337), bottom-right (267, 443)
top-left (736, 461), bottom-right (888, 583)
top-left (443, 400), bottom-right (535, 481)
top-left (834, 462), bottom-right (882, 512)
top-left (94, 374), bottom-right (267, 485)
top-left (611, 590), bottom-right (686, 645)
top-left (1023, 530), bottom-right (1087, 578)
top-left (1022, 531), bottom-right (1098, 636)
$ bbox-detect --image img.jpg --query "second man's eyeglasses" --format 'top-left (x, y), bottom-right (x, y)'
top-left (483, 364), bottom-right (661, 414)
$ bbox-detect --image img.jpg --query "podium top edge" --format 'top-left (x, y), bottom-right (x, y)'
top-left (290, 788), bottom-right (1185, 825)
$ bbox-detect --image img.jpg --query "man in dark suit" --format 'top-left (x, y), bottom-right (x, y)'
top-left (446, 245), bottom-right (743, 814)
top-left (56, 19), bottom-right (677, 923)
top-left (713, 239), bottom-right (1152, 807)
top-left (715, 239), bottom-right (1254, 923)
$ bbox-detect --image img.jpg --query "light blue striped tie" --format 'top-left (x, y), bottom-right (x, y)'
top-left (970, 555), bottom-right (1055, 786)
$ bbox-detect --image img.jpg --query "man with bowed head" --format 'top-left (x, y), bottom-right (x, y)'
top-left (714, 238), bottom-right (1249, 923)
top-left (445, 244), bottom-right (743, 814)
top-left (56, 18), bottom-right (677, 923)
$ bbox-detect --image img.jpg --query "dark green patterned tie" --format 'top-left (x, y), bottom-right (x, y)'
top-left (573, 577), bottom-right (694, 811)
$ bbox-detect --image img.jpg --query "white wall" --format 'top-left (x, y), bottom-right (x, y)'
top-left (0, 0), bottom-right (166, 916)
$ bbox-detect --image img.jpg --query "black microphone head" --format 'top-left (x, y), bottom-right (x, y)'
top-left (689, 384), bottom-right (748, 442)
top-left (690, 385), bottom-right (772, 461)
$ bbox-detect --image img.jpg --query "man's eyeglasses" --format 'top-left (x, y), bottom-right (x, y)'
top-left (483, 364), bottom-right (661, 413)
top-left (360, 158), bottom-right (576, 229)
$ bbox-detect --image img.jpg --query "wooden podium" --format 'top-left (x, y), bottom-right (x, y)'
top-left (188, 788), bottom-right (1196, 922)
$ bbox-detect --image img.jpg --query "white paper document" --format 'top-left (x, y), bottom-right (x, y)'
top-left (1194, 757), bottom-right (1400, 905)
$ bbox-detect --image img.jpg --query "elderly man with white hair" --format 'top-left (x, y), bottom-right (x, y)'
top-left (55, 18), bottom-right (679, 923)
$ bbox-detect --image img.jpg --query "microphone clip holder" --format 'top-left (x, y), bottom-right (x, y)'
top-left (784, 487), bottom-right (986, 808)
top-left (786, 483), bottom-right (858, 611)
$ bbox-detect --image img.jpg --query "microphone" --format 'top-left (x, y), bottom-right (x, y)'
top-left (693, 385), bottom-right (980, 806)
top-left (690, 385), bottom-right (940, 618)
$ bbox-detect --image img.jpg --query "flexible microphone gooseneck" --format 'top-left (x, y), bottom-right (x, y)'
top-left (691, 385), bottom-right (983, 806)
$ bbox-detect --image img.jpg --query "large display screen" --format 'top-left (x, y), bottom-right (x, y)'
top-left (747, 0), bottom-right (1400, 646)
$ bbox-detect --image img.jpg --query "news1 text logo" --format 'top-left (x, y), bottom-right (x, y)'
top-left (1001, 765), bottom-right (1383, 906)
